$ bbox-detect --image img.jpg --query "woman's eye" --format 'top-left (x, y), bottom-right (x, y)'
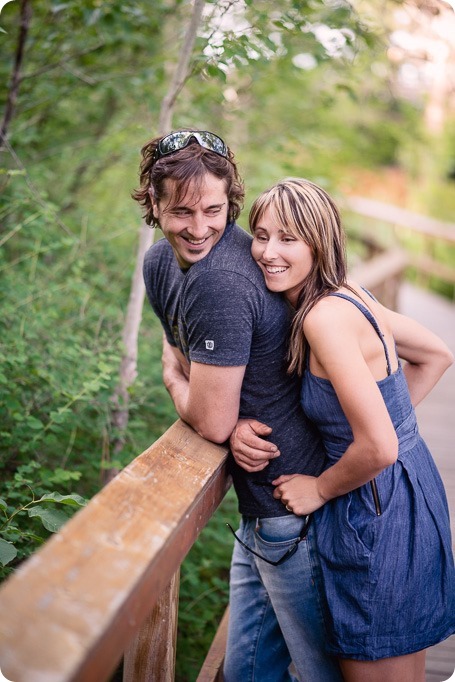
top-left (255, 235), bottom-right (267, 242)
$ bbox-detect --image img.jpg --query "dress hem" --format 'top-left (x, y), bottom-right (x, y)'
top-left (325, 626), bottom-right (455, 661)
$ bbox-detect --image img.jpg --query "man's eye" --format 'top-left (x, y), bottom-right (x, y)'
top-left (206, 208), bottom-right (222, 215)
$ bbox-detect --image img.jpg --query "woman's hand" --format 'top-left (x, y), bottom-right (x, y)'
top-left (272, 474), bottom-right (327, 515)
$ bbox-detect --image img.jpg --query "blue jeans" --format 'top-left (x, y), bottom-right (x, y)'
top-left (223, 515), bottom-right (343, 682)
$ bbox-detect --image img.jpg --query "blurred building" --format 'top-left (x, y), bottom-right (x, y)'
top-left (388, 0), bottom-right (455, 134)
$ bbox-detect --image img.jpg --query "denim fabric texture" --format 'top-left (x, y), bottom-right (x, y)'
top-left (301, 292), bottom-right (455, 660)
top-left (223, 515), bottom-right (343, 682)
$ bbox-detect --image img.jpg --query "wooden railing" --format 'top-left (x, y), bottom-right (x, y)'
top-left (345, 196), bottom-right (455, 294)
top-left (0, 219), bottom-right (415, 682)
top-left (0, 421), bottom-right (230, 682)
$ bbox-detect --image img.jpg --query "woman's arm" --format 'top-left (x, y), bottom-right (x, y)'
top-left (382, 307), bottom-right (453, 406)
top-left (274, 299), bottom-right (398, 515)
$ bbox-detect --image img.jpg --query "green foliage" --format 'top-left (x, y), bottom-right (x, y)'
top-left (0, 460), bottom-right (87, 578)
top-left (1, 0), bottom-right (453, 677)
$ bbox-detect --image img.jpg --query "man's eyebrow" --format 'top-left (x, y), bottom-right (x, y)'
top-left (163, 200), bottom-right (226, 213)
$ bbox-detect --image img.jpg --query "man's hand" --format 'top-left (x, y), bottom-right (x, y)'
top-left (229, 419), bottom-right (280, 472)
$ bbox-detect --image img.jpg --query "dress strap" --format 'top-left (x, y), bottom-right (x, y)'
top-left (360, 286), bottom-right (377, 302)
top-left (329, 292), bottom-right (393, 376)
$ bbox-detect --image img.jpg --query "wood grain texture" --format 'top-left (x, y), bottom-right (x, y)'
top-left (123, 572), bottom-right (180, 682)
top-left (196, 607), bottom-right (229, 682)
top-left (0, 420), bottom-right (230, 682)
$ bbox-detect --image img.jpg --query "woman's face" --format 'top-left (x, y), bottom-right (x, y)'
top-left (251, 206), bottom-right (314, 307)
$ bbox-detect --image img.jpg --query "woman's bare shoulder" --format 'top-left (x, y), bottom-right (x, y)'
top-left (304, 292), bottom-right (360, 339)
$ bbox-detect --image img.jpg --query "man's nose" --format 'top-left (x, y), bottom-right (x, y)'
top-left (187, 215), bottom-right (207, 238)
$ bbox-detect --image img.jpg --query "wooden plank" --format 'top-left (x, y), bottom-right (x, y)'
top-left (0, 420), bottom-right (230, 682)
top-left (123, 571), bottom-right (180, 682)
top-left (344, 196), bottom-right (455, 243)
top-left (350, 248), bottom-right (408, 309)
top-left (398, 284), bottom-right (455, 681)
top-left (350, 248), bottom-right (408, 291)
top-left (411, 254), bottom-right (455, 285)
top-left (196, 607), bottom-right (229, 682)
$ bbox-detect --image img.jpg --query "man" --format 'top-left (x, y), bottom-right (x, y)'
top-left (133, 130), bottom-right (342, 681)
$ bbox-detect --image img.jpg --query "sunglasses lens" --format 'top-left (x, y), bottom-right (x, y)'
top-left (196, 131), bottom-right (228, 157)
top-left (156, 131), bottom-right (228, 160)
top-left (158, 131), bottom-right (192, 156)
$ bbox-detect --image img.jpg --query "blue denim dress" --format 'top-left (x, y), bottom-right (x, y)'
top-left (301, 292), bottom-right (455, 660)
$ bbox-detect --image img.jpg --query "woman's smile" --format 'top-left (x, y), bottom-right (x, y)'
top-left (251, 207), bottom-right (314, 306)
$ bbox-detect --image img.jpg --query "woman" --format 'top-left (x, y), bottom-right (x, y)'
top-left (249, 177), bottom-right (455, 682)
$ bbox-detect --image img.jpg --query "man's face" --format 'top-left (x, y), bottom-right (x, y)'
top-left (152, 173), bottom-right (229, 269)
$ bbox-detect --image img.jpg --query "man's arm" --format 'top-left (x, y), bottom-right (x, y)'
top-left (162, 334), bottom-right (190, 379)
top-left (162, 338), bottom-right (280, 463)
top-left (162, 337), bottom-right (246, 443)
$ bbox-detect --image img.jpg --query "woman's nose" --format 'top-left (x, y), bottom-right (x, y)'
top-left (262, 241), bottom-right (278, 260)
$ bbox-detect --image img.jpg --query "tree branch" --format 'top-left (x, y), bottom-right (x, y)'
top-left (107, 0), bottom-right (207, 478)
top-left (0, 0), bottom-right (32, 148)
top-left (21, 42), bottom-right (106, 81)
top-left (159, 0), bottom-right (206, 132)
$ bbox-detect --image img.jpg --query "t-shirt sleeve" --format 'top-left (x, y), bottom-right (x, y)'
top-left (182, 270), bottom-right (262, 366)
top-left (143, 245), bottom-right (178, 347)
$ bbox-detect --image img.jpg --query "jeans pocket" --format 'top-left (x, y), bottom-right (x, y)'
top-left (255, 516), bottom-right (303, 547)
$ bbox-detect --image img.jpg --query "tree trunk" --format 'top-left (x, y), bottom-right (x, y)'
top-left (0, 0), bottom-right (32, 149)
top-left (105, 0), bottom-right (206, 482)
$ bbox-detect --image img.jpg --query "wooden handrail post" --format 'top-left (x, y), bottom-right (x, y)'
top-left (196, 607), bottom-right (229, 682)
top-left (123, 570), bottom-right (180, 682)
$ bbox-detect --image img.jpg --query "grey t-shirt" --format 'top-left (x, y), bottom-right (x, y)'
top-left (143, 222), bottom-right (325, 517)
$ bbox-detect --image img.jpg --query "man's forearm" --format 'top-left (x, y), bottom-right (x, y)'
top-left (163, 360), bottom-right (245, 443)
top-left (163, 367), bottom-right (190, 420)
top-left (161, 335), bottom-right (192, 419)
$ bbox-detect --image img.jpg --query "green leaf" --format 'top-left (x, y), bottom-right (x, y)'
top-left (35, 492), bottom-right (87, 507)
top-left (0, 498), bottom-right (7, 512)
top-left (48, 468), bottom-right (82, 484)
top-left (28, 505), bottom-right (70, 532)
top-left (0, 538), bottom-right (17, 566)
top-left (26, 416), bottom-right (44, 430)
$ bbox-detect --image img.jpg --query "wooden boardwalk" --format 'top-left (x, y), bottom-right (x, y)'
top-left (399, 283), bottom-right (455, 682)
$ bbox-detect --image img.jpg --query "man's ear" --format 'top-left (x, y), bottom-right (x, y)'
top-left (148, 187), bottom-right (158, 218)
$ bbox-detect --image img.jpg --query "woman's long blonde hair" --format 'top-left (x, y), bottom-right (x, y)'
top-left (249, 178), bottom-right (349, 375)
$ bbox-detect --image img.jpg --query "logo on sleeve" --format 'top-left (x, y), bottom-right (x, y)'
top-left (205, 340), bottom-right (215, 350)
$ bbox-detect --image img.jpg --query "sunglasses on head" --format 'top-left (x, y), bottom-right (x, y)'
top-left (154, 130), bottom-right (229, 161)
